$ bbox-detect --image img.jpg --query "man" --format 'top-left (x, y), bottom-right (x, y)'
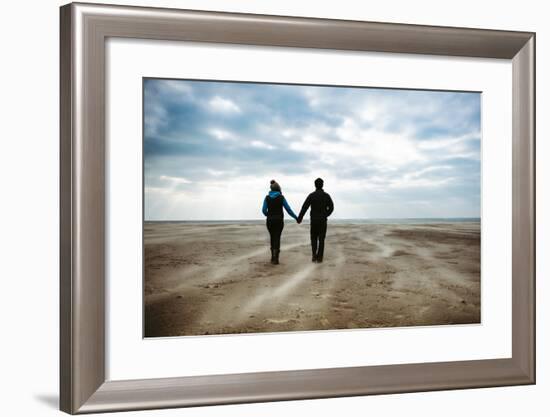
top-left (297, 178), bottom-right (334, 263)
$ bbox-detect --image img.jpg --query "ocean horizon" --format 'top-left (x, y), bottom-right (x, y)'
top-left (145, 217), bottom-right (481, 225)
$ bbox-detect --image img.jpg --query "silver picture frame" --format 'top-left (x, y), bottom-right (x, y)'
top-left (60, 2), bottom-right (535, 414)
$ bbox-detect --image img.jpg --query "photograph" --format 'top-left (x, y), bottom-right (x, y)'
top-left (143, 78), bottom-right (482, 337)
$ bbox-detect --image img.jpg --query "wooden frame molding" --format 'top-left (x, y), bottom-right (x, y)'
top-left (60, 2), bottom-right (535, 414)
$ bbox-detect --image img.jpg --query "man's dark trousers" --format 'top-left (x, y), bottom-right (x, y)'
top-left (310, 218), bottom-right (327, 260)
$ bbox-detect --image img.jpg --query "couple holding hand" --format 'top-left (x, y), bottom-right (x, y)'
top-left (262, 178), bottom-right (334, 265)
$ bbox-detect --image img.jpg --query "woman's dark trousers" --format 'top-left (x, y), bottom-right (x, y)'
top-left (266, 217), bottom-right (284, 264)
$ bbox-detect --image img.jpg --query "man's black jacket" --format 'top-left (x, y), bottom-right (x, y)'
top-left (298, 189), bottom-right (334, 221)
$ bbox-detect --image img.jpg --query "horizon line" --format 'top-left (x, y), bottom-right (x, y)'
top-left (145, 216), bottom-right (481, 222)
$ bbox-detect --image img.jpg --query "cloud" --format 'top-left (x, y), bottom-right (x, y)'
top-left (208, 128), bottom-right (235, 141)
top-left (160, 175), bottom-right (192, 184)
top-left (250, 140), bottom-right (275, 150)
top-left (208, 96), bottom-right (241, 114)
top-left (143, 79), bottom-right (481, 220)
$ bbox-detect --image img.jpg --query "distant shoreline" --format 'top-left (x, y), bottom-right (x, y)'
top-left (144, 218), bottom-right (481, 225)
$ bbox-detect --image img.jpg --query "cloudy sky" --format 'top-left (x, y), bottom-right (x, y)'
top-left (144, 78), bottom-right (481, 221)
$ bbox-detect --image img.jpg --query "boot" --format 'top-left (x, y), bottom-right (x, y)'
top-left (270, 249), bottom-right (276, 264)
top-left (273, 249), bottom-right (280, 265)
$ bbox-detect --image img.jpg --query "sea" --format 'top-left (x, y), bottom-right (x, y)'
top-left (146, 218), bottom-right (480, 225)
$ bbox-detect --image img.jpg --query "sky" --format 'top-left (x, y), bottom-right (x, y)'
top-left (144, 78), bottom-right (481, 220)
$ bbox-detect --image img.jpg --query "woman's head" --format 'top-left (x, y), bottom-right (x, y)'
top-left (270, 179), bottom-right (281, 192)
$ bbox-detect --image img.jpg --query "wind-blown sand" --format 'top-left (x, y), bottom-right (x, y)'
top-left (144, 221), bottom-right (480, 337)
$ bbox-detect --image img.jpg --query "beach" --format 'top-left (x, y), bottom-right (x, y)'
top-left (144, 221), bottom-right (480, 337)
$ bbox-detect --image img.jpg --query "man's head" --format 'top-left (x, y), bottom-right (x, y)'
top-left (314, 178), bottom-right (324, 189)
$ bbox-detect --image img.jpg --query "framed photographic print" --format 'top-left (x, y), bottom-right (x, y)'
top-left (60, 2), bottom-right (535, 414)
top-left (142, 78), bottom-right (483, 338)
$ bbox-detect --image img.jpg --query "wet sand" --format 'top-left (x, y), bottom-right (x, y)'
top-left (144, 221), bottom-right (480, 337)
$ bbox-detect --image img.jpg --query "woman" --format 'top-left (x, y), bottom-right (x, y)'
top-left (262, 180), bottom-right (299, 264)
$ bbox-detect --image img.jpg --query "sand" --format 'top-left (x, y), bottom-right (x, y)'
top-left (144, 221), bottom-right (480, 337)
